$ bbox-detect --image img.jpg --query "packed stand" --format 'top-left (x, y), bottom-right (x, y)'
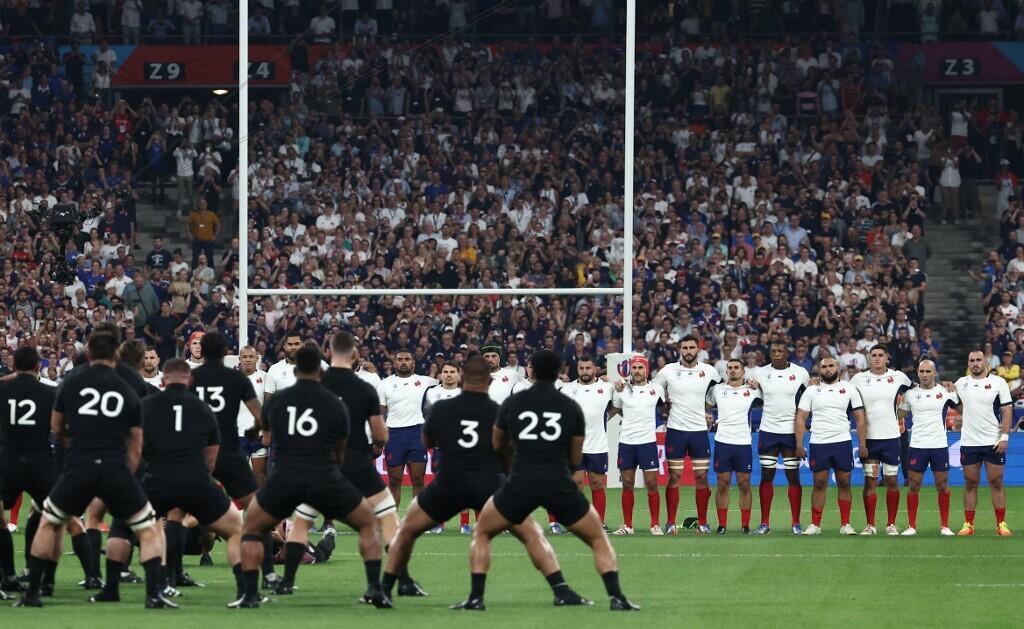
top-left (0, 37), bottom-right (239, 380)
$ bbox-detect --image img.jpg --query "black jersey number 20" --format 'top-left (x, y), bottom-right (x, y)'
top-left (78, 388), bottom-right (124, 418)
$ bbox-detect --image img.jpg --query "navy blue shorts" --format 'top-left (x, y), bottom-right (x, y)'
top-left (959, 445), bottom-right (1006, 466)
top-left (665, 429), bottom-right (710, 460)
top-left (865, 438), bottom-right (901, 466)
top-left (580, 453), bottom-right (608, 474)
top-left (238, 435), bottom-right (264, 458)
top-left (385, 425), bottom-right (428, 467)
top-left (617, 443), bottom-right (659, 471)
top-left (758, 431), bottom-right (797, 454)
top-left (714, 442), bottom-right (752, 474)
top-left (809, 442), bottom-right (854, 473)
top-left (906, 447), bottom-right (950, 473)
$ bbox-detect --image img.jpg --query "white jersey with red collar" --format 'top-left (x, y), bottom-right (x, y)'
top-left (612, 381), bottom-right (664, 445)
top-left (753, 363), bottom-right (809, 434)
top-left (377, 373), bottom-right (439, 428)
top-left (850, 368), bottom-right (912, 440)
top-left (899, 385), bottom-right (957, 449)
top-left (954, 374), bottom-right (1012, 447)
top-left (653, 361), bottom-right (722, 431)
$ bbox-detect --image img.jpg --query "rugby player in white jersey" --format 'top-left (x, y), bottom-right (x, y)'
top-left (140, 348), bottom-right (164, 390)
top-left (610, 356), bottom-right (664, 536)
top-left (794, 355), bottom-right (867, 535)
top-left (709, 360), bottom-right (762, 534)
top-left (377, 349), bottom-right (438, 507)
top-left (653, 335), bottom-right (722, 535)
top-left (185, 331), bottom-right (204, 369)
top-left (948, 350), bottom-right (1013, 536)
top-left (483, 343), bottom-right (522, 404)
top-left (748, 339), bottom-right (809, 534)
top-left (424, 361), bottom-right (463, 534)
top-left (897, 359), bottom-right (956, 536)
top-left (237, 346), bottom-right (269, 481)
top-left (850, 345), bottom-right (912, 535)
top-left (568, 356), bottom-right (613, 530)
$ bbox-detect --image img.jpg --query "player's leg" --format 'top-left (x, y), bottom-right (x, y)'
top-left (0, 497), bottom-right (11, 593)
top-left (933, 470), bottom-right (952, 533)
top-left (279, 511), bottom-right (314, 592)
top-left (737, 472), bottom-right (752, 533)
top-left (407, 462), bottom-right (427, 498)
top-left (756, 442), bottom-right (779, 533)
top-left (616, 468), bottom-right (637, 534)
top-left (986, 461), bottom-right (1010, 534)
top-left (835, 470), bottom-right (854, 532)
top-left (564, 505), bottom-right (638, 610)
top-left (366, 487), bottom-right (424, 596)
top-left (861, 457), bottom-right (881, 534)
top-left (880, 441), bottom-right (902, 534)
top-left (458, 497), bottom-right (511, 609)
top-left (642, 469), bottom-right (660, 533)
top-left (163, 508), bottom-right (189, 588)
top-left (239, 498), bottom-right (280, 606)
top-left (84, 498), bottom-right (107, 579)
top-left (339, 498), bottom-right (390, 607)
top-left (66, 515), bottom-right (102, 588)
top-left (690, 434), bottom-right (713, 533)
top-left (206, 504), bottom-right (244, 596)
top-left (781, 445), bottom-right (803, 532)
top-left (664, 429), bottom-right (684, 531)
top-left (386, 465), bottom-right (405, 507)
top-left (91, 519), bottom-right (134, 603)
top-left (807, 469), bottom-right (829, 534)
top-left (905, 469), bottom-right (924, 534)
top-left (383, 497), bottom-right (436, 585)
top-left (715, 470), bottom-right (731, 532)
top-left (960, 462), bottom-right (981, 534)
top-left (508, 516), bottom-right (590, 605)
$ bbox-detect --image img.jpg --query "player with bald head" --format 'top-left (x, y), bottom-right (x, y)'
top-left (897, 360), bottom-right (956, 536)
top-left (377, 349), bottom-right (438, 507)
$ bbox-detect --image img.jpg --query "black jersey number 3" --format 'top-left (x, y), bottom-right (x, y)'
top-left (518, 411), bottom-right (562, 441)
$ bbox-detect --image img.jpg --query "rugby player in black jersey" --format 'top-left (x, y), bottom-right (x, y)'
top-left (276, 332), bottom-right (424, 597)
top-left (455, 350), bottom-right (638, 611)
top-left (382, 355), bottom-right (586, 607)
top-left (14, 331), bottom-right (171, 609)
top-left (234, 345), bottom-right (390, 609)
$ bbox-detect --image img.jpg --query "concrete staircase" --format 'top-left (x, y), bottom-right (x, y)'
top-left (133, 190), bottom-right (236, 267)
top-left (923, 184), bottom-right (1000, 379)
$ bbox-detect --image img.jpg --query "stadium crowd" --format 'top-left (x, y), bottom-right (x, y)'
top-left (0, 35), bottom-right (239, 379)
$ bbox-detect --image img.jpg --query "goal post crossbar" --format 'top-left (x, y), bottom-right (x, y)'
top-left (246, 288), bottom-right (624, 297)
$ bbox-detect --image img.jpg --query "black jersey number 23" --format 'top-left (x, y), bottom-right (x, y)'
top-left (517, 411), bottom-right (561, 441)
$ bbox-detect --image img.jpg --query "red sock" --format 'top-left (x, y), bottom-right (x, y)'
top-left (548, 512), bottom-right (557, 523)
top-left (886, 490), bottom-right (900, 526)
top-left (812, 507), bottom-right (823, 526)
top-left (622, 491), bottom-right (635, 528)
top-left (696, 487), bottom-right (711, 526)
top-left (10, 493), bottom-right (22, 526)
top-left (838, 498), bottom-right (852, 526)
top-left (460, 511), bottom-right (470, 527)
top-left (863, 493), bottom-right (877, 526)
top-left (965, 510), bottom-right (976, 525)
top-left (907, 493), bottom-right (919, 529)
top-left (741, 508), bottom-right (751, 529)
top-left (788, 486), bottom-right (802, 525)
top-left (758, 481), bottom-right (773, 526)
top-left (717, 508), bottom-right (728, 527)
top-left (647, 492), bottom-right (660, 528)
top-left (938, 491), bottom-right (950, 528)
top-left (665, 486), bottom-right (680, 525)
top-left (996, 507), bottom-right (1007, 524)
top-left (592, 489), bottom-right (607, 522)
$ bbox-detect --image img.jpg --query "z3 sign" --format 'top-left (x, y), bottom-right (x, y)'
top-left (941, 58), bottom-right (980, 78)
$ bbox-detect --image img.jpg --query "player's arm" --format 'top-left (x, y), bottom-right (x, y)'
top-left (997, 379), bottom-right (1013, 454)
top-left (335, 437), bottom-right (348, 466)
top-left (850, 386), bottom-right (868, 460)
top-left (493, 400), bottom-right (514, 472)
top-left (793, 408), bottom-right (809, 458)
top-left (126, 426), bottom-right (143, 474)
top-left (421, 405), bottom-right (436, 450)
top-left (369, 413), bottom-right (388, 456)
top-left (51, 409), bottom-right (69, 448)
top-left (568, 406), bottom-right (585, 470)
top-left (204, 407), bottom-right (220, 473)
top-left (204, 443), bottom-right (219, 473)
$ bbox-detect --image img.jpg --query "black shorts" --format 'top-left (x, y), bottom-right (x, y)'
top-left (341, 459), bottom-right (387, 498)
top-left (213, 451), bottom-right (258, 500)
top-left (1, 453), bottom-right (58, 508)
top-left (493, 475), bottom-right (590, 527)
top-left (47, 458), bottom-right (150, 523)
top-left (417, 475), bottom-right (502, 524)
top-left (144, 474), bottom-right (232, 526)
top-left (256, 470), bottom-right (364, 522)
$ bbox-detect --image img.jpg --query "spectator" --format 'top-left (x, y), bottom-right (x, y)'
top-left (121, 0), bottom-right (143, 44)
top-left (146, 8), bottom-right (176, 42)
top-left (70, 2), bottom-right (97, 43)
top-left (123, 273), bottom-right (160, 336)
top-left (188, 199), bottom-right (220, 270)
top-left (182, 0), bottom-right (205, 45)
top-left (173, 140), bottom-right (198, 215)
top-left (310, 5), bottom-right (336, 43)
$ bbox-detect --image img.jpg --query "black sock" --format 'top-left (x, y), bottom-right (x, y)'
top-left (85, 528), bottom-right (102, 577)
top-left (261, 532), bottom-right (275, 579)
top-left (364, 559), bottom-right (381, 588)
top-left (102, 560), bottom-right (124, 597)
top-left (164, 521), bottom-right (184, 578)
top-left (25, 512), bottom-right (41, 562)
top-left (315, 531), bottom-right (335, 562)
top-left (26, 554), bottom-right (51, 596)
top-left (601, 570), bottom-right (623, 598)
top-left (0, 528), bottom-right (14, 581)
top-left (545, 570), bottom-right (570, 594)
top-left (282, 542), bottom-right (305, 585)
top-left (70, 532), bottom-right (97, 579)
top-left (381, 571), bottom-right (397, 596)
top-left (232, 563), bottom-right (243, 599)
top-left (243, 569), bottom-right (259, 599)
top-left (125, 543), bottom-right (135, 570)
top-left (398, 565), bottom-right (414, 586)
top-left (142, 557), bottom-right (161, 599)
top-left (43, 560), bottom-right (57, 588)
top-left (470, 572), bottom-right (486, 599)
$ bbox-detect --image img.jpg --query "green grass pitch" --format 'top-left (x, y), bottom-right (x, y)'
top-left (5, 486), bottom-right (1021, 628)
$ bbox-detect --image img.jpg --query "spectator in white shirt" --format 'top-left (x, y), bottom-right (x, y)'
top-left (173, 140), bottom-right (198, 215)
top-left (70, 2), bottom-right (97, 43)
top-left (121, 0), bottom-right (143, 44)
top-left (182, 0), bottom-right (205, 45)
top-left (92, 40), bottom-right (118, 71)
top-left (310, 6), bottom-right (336, 43)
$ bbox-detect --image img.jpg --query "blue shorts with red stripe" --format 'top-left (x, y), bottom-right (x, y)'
top-left (384, 425), bottom-right (427, 467)
top-left (809, 442), bottom-right (854, 473)
top-left (665, 428), bottom-right (710, 460)
top-left (714, 442), bottom-right (752, 473)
